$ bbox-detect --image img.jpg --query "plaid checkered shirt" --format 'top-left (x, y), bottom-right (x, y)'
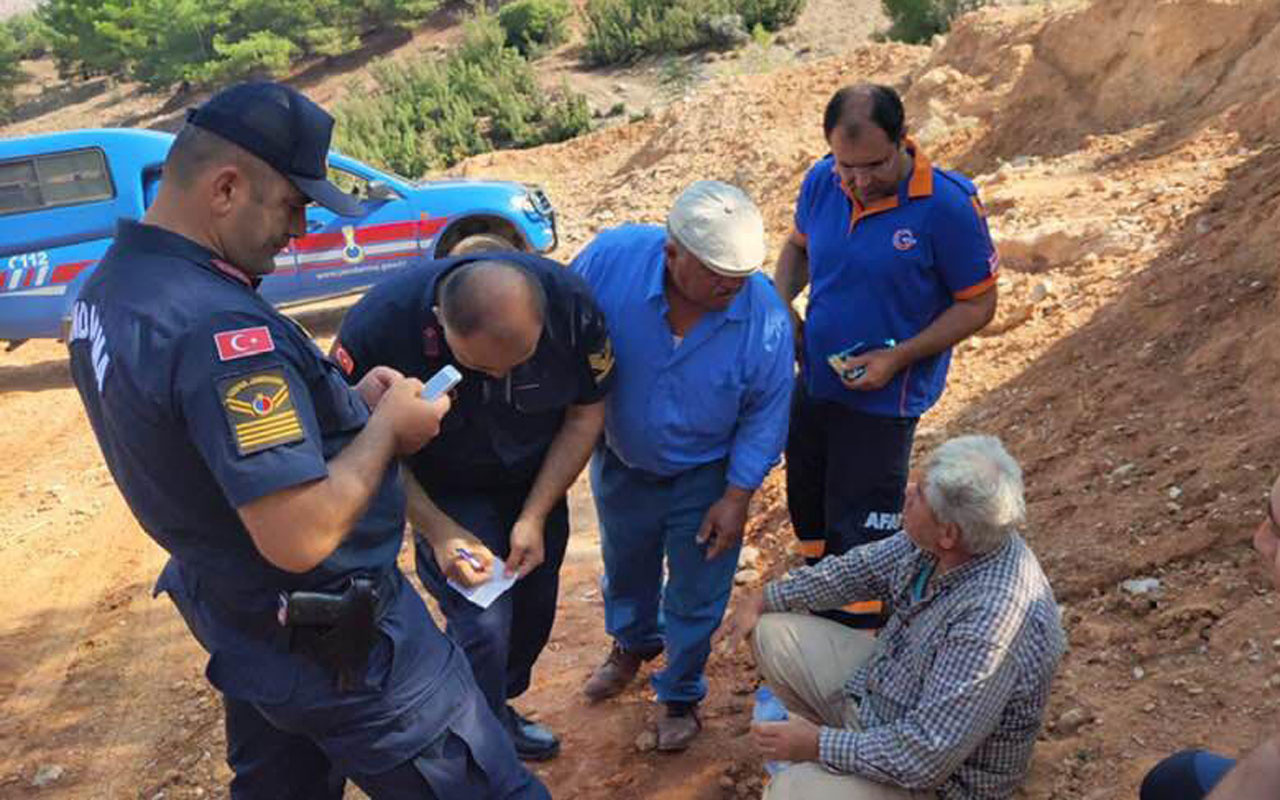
top-left (763, 531), bottom-right (1065, 799)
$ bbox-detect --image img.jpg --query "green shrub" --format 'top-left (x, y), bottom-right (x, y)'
top-left (583, 0), bottom-right (803, 65)
top-left (881, 0), bottom-right (990, 43)
top-left (582, 0), bottom-right (703, 65)
top-left (333, 14), bottom-right (591, 177)
top-left (736, 0), bottom-right (804, 30)
top-left (193, 31), bottom-right (299, 85)
top-left (39, 0), bottom-right (443, 89)
top-left (3, 12), bottom-right (53, 60)
top-left (0, 24), bottom-right (22, 119)
top-left (362, 0), bottom-right (448, 29)
top-left (497, 0), bottom-right (572, 58)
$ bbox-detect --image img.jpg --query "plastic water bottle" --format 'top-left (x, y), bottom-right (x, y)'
top-left (752, 686), bottom-right (793, 776)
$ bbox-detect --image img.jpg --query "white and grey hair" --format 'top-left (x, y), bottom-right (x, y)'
top-left (921, 435), bottom-right (1025, 555)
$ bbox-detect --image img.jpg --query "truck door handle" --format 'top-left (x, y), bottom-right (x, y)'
top-left (307, 220), bottom-right (324, 232)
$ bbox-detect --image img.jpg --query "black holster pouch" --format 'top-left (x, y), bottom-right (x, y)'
top-left (283, 577), bottom-right (380, 693)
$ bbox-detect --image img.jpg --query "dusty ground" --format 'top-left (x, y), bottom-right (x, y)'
top-left (4, 0), bottom-right (1280, 798)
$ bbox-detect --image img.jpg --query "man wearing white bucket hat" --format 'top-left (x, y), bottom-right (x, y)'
top-left (571, 181), bottom-right (794, 750)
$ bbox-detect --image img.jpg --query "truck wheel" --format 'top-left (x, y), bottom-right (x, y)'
top-left (447, 233), bottom-right (519, 256)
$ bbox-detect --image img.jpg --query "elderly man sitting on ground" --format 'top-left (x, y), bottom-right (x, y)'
top-left (718, 435), bottom-right (1066, 800)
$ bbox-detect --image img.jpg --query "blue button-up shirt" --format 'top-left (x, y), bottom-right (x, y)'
top-left (571, 225), bottom-right (793, 489)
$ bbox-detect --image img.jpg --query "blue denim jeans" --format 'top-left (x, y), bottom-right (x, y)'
top-left (590, 445), bottom-right (740, 704)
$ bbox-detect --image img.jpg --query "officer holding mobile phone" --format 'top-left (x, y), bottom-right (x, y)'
top-left (775, 84), bottom-right (1000, 628)
top-left (67, 82), bottom-right (546, 799)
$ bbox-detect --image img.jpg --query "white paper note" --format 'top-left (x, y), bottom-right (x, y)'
top-left (448, 568), bottom-right (518, 609)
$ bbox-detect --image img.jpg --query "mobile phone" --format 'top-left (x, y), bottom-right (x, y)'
top-left (828, 357), bottom-right (868, 383)
top-left (827, 339), bottom-right (896, 383)
top-left (421, 364), bottom-right (462, 400)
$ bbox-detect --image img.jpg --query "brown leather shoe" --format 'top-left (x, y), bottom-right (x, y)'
top-left (656, 702), bottom-right (701, 751)
top-left (583, 641), bottom-right (661, 702)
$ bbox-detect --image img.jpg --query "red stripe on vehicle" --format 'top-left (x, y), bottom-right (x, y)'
top-left (52, 260), bottom-right (94, 284)
top-left (359, 222), bottom-right (418, 244)
top-left (419, 217), bottom-right (446, 237)
top-left (293, 221), bottom-right (425, 252)
top-left (294, 231), bottom-right (346, 251)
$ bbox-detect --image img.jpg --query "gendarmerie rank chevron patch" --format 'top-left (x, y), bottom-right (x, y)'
top-left (219, 369), bottom-right (305, 456)
top-left (589, 338), bottom-right (614, 385)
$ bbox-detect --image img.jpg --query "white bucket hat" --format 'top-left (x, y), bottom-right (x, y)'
top-left (666, 180), bottom-right (765, 278)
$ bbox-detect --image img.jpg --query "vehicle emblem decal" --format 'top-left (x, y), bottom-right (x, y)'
top-left (341, 225), bottom-right (365, 265)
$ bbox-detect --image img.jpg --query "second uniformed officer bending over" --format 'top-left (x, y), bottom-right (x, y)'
top-left (332, 253), bottom-right (612, 760)
top-left (67, 82), bottom-right (548, 799)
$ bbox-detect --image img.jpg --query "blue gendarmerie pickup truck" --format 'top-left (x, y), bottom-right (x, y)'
top-left (0, 128), bottom-right (558, 346)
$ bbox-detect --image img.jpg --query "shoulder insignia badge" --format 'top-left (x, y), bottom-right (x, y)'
top-left (219, 369), bottom-right (306, 456)
top-left (588, 338), bottom-right (615, 384)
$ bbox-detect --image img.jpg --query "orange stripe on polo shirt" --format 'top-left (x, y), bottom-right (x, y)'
top-left (954, 273), bottom-right (998, 300)
top-left (796, 540), bottom-right (825, 559)
top-left (841, 601), bottom-right (884, 616)
top-left (848, 139), bottom-right (934, 232)
top-left (906, 140), bottom-right (934, 198)
top-left (849, 194), bottom-right (899, 232)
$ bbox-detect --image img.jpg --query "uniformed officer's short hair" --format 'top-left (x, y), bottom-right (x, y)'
top-left (438, 260), bottom-right (547, 340)
top-left (823, 83), bottom-right (906, 146)
top-left (165, 124), bottom-right (270, 192)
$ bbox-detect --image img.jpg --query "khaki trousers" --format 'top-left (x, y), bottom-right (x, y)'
top-left (752, 613), bottom-right (936, 800)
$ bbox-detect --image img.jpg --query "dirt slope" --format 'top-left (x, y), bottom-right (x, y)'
top-left (3, 1), bottom-right (1280, 798)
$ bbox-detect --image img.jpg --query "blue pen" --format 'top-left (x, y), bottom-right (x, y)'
top-left (455, 546), bottom-right (485, 571)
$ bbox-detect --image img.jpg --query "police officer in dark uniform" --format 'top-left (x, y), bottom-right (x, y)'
top-left (332, 253), bottom-right (613, 761)
top-left (67, 81), bottom-right (548, 799)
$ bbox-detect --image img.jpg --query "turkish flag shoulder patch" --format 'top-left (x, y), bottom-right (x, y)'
top-left (215, 326), bottom-right (275, 361)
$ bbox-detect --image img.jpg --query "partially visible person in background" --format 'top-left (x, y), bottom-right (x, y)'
top-left (1139, 471), bottom-right (1280, 800)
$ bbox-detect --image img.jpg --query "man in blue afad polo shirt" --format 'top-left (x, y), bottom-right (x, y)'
top-left (775, 83), bottom-right (999, 628)
top-left (66, 82), bottom-right (546, 799)
top-left (571, 181), bottom-right (793, 751)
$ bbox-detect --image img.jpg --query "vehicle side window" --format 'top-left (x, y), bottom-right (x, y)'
top-left (0, 148), bottom-right (115, 216)
top-left (329, 165), bottom-right (399, 202)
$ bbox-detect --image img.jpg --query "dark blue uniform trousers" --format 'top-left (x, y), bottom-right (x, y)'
top-left (415, 486), bottom-right (571, 721)
top-left (162, 561), bottom-right (548, 800)
top-left (224, 662), bottom-right (549, 799)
